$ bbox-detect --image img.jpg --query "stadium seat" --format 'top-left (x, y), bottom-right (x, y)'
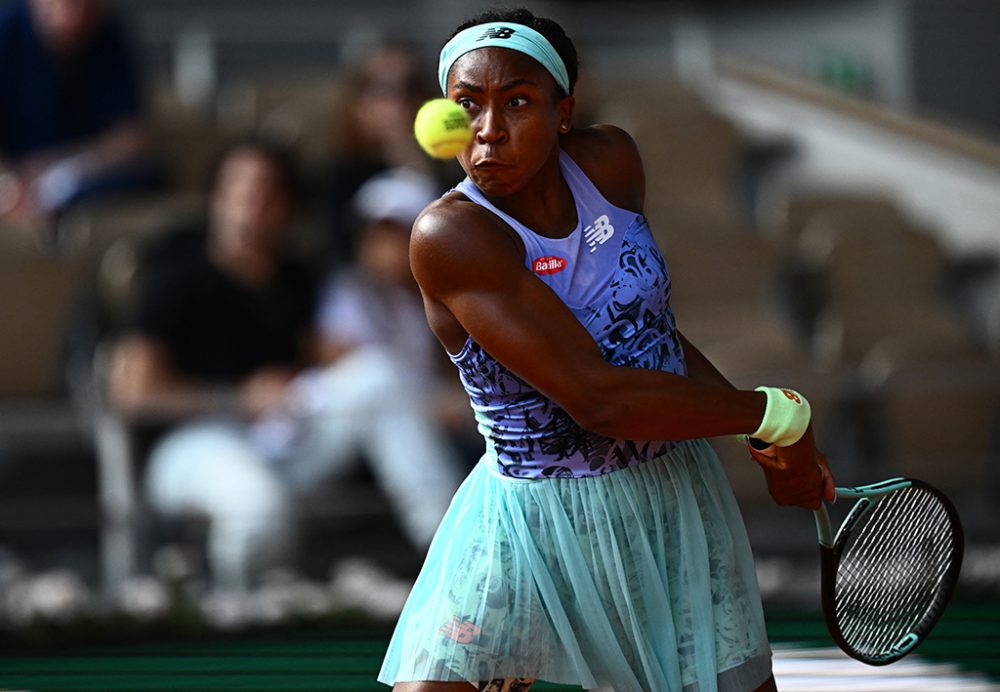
top-left (859, 356), bottom-right (1000, 502)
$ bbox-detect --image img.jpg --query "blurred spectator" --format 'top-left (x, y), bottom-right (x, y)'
top-left (325, 168), bottom-right (476, 449)
top-left (251, 167), bottom-right (468, 557)
top-left (325, 40), bottom-right (457, 266)
top-left (107, 137), bottom-right (317, 591)
top-left (0, 0), bottom-right (160, 244)
top-left (107, 147), bottom-right (465, 592)
top-left (317, 168), bottom-right (444, 388)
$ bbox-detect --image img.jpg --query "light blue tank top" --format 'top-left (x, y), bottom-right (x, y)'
top-left (451, 150), bottom-right (686, 478)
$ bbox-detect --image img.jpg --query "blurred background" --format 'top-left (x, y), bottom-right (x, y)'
top-left (0, 0), bottom-right (999, 689)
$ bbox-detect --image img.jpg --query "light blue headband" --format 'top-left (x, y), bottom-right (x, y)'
top-left (438, 22), bottom-right (570, 96)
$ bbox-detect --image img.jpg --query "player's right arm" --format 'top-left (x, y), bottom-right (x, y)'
top-left (412, 196), bottom-right (771, 444)
top-left (413, 199), bottom-right (829, 508)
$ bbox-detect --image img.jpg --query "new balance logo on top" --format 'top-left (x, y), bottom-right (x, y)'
top-left (478, 27), bottom-right (516, 41)
top-left (584, 215), bottom-right (614, 252)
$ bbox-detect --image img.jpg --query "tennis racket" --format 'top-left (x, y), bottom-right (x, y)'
top-left (813, 477), bottom-right (963, 665)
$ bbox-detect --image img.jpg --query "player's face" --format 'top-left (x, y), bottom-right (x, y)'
top-left (447, 48), bottom-right (573, 198)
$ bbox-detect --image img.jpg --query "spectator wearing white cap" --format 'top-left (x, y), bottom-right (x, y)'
top-left (250, 167), bottom-right (467, 553)
top-left (316, 167), bottom-right (441, 386)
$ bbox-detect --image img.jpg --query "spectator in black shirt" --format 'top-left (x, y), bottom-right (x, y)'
top-left (108, 139), bottom-right (466, 593)
top-left (108, 138), bottom-right (315, 591)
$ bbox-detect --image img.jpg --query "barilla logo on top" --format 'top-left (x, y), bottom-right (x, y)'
top-left (532, 256), bottom-right (567, 275)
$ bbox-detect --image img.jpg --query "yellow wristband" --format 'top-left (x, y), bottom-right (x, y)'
top-left (751, 386), bottom-right (811, 447)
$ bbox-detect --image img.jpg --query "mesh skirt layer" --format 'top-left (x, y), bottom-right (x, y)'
top-left (378, 439), bottom-right (772, 691)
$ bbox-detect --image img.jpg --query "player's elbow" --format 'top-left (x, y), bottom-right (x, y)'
top-left (557, 378), bottom-right (625, 438)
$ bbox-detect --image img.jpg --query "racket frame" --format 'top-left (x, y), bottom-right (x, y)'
top-left (814, 477), bottom-right (964, 666)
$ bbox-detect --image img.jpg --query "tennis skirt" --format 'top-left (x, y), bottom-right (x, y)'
top-left (378, 439), bottom-right (772, 691)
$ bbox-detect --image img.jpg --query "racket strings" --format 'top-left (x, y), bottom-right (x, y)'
top-left (837, 495), bottom-right (951, 645)
top-left (836, 498), bottom-right (952, 651)
top-left (832, 487), bottom-right (958, 656)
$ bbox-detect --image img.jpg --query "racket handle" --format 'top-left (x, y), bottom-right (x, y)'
top-left (815, 504), bottom-right (834, 548)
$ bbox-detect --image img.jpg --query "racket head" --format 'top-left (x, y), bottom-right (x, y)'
top-left (819, 478), bottom-right (963, 665)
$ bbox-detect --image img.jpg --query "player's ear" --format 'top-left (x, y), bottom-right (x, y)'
top-left (557, 94), bottom-right (575, 133)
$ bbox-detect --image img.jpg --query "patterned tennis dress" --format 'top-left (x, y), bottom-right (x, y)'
top-left (378, 150), bottom-right (772, 691)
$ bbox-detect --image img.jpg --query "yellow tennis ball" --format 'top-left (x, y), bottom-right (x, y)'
top-left (414, 99), bottom-right (472, 159)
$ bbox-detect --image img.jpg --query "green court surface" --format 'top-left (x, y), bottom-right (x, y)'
top-left (0, 602), bottom-right (997, 691)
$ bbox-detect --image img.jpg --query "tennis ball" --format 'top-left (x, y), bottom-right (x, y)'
top-left (414, 99), bottom-right (472, 159)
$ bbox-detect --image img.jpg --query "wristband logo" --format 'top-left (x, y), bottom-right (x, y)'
top-left (781, 389), bottom-right (802, 405)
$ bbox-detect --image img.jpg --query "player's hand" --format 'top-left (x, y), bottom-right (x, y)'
top-left (747, 425), bottom-right (834, 510)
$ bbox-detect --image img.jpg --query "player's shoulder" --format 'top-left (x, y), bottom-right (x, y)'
top-left (413, 192), bottom-right (502, 242)
top-left (410, 193), bottom-right (527, 298)
top-left (563, 124), bottom-right (642, 169)
top-left (411, 193), bottom-right (523, 274)
top-left (562, 124), bottom-right (645, 211)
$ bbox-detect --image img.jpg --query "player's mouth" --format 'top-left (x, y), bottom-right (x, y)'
top-left (472, 157), bottom-right (507, 168)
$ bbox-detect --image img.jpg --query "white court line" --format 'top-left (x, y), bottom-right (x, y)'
top-left (772, 646), bottom-right (1000, 692)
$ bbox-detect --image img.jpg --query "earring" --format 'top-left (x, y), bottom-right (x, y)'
top-left (559, 123), bottom-right (570, 133)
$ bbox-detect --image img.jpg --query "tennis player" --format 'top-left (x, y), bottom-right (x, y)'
top-left (379, 8), bottom-right (834, 692)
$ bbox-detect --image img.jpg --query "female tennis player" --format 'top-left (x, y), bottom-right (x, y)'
top-left (379, 8), bottom-right (834, 692)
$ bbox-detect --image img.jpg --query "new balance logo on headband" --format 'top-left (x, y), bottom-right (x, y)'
top-left (440, 22), bottom-right (571, 95)
top-left (478, 27), bottom-right (516, 41)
